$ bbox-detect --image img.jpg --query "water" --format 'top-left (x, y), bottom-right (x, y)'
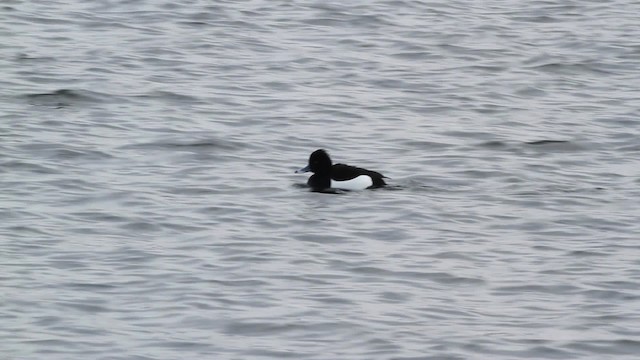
top-left (2, 1), bottom-right (640, 359)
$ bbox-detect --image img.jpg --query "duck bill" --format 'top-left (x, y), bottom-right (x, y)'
top-left (295, 165), bottom-right (310, 173)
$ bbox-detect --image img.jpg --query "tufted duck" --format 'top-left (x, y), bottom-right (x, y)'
top-left (295, 149), bottom-right (386, 191)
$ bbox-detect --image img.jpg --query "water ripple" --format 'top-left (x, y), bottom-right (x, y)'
top-left (2, 1), bottom-right (640, 359)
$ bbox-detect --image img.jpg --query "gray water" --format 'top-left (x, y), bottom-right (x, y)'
top-left (2, 1), bottom-right (640, 359)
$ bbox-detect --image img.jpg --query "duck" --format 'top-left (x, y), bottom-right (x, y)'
top-left (295, 149), bottom-right (387, 191)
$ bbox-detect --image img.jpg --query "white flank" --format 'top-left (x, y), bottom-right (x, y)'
top-left (331, 175), bottom-right (373, 191)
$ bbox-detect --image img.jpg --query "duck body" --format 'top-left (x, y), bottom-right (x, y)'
top-left (296, 149), bottom-right (386, 191)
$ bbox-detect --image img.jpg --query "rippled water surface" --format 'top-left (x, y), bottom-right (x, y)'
top-left (2, 1), bottom-right (640, 359)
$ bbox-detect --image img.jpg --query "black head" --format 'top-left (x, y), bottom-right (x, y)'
top-left (308, 149), bottom-right (332, 174)
top-left (296, 149), bottom-right (333, 175)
